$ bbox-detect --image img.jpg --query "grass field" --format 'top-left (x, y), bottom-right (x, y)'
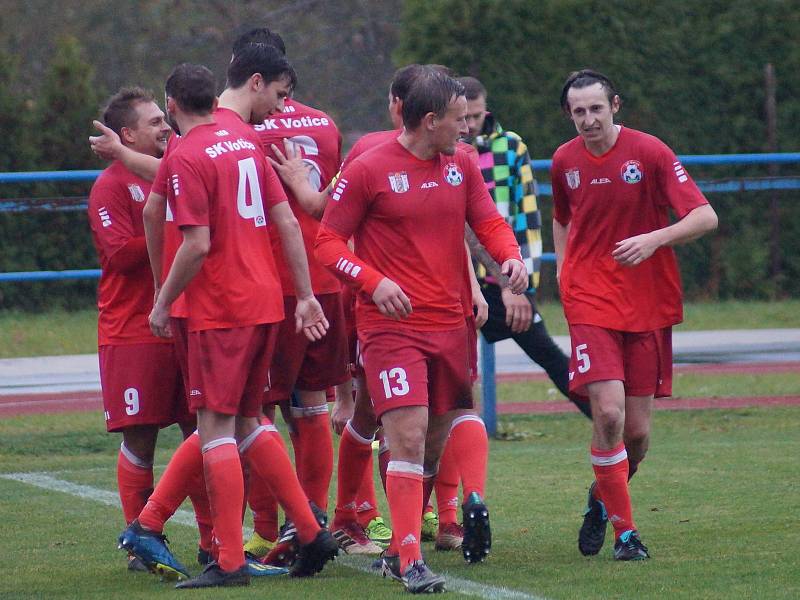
top-left (1, 406), bottom-right (799, 599)
top-left (496, 372), bottom-right (800, 404)
top-left (1, 299), bottom-right (799, 358)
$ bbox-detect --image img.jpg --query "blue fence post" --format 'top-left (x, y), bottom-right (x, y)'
top-left (480, 335), bottom-right (497, 437)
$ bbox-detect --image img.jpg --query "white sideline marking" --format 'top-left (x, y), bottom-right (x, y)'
top-left (0, 471), bottom-right (549, 600)
top-left (337, 554), bottom-right (549, 600)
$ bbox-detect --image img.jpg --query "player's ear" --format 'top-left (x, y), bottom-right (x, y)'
top-left (611, 95), bottom-right (621, 114)
top-left (423, 111), bottom-right (437, 132)
top-left (251, 72), bottom-right (264, 92)
top-left (211, 96), bottom-right (219, 112)
top-left (120, 126), bottom-right (135, 145)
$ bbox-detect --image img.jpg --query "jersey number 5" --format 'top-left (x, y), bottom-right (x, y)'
top-left (575, 343), bottom-right (591, 374)
top-left (378, 367), bottom-right (410, 399)
top-left (237, 157), bottom-right (267, 227)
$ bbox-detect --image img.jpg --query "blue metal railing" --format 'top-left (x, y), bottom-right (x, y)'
top-left (1, 152), bottom-right (798, 185)
top-left (2, 153), bottom-right (800, 435)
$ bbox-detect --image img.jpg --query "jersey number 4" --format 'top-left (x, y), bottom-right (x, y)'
top-left (237, 157), bottom-right (267, 227)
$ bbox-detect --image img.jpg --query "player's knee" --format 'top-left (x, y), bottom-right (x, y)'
top-left (624, 427), bottom-right (650, 456)
top-left (391, 428), bottom-right (426, 460)
top-left (593, 403), bottom-right (624, 431)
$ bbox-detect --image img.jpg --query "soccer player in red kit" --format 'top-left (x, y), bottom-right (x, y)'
top-left (316, 68), bottom-right (526, 593)
top-left (272, 64), bottom-right (489, 559)
top-left (119, 53), bottom-right (337, 589)
top-left (551, 70), bottom-right (718, 560)
top-left (88, 88), bottom-right (194, 571)
top-left (221, 27), bottom-right (353, 563)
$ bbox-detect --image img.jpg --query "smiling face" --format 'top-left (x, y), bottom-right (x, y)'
top-left (123, 101), bottom-right (171, 158)
top-left (566, 82), bottom-right (620, 152)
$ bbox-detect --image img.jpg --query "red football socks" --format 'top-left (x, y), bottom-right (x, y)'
top-left (386, 461), bottom-right (424, 569)
top-left (117, 444), bottom-right (153, 525)
top-left (202, 439), bottom-right (245, 572)
top-left (139, 433), bottom-right (202, 533)
top-left (447, 415), bottom-right (488, 498)
top-left (592, 442), bottom-right (636, 539)
top-left (378, 439), bottom-right (390, 493)
top-left (434, 435), bottom-right (459, 525)
top-left (294, 405), bottom-right (333, 511)
top-left (355, 450), bottom-right (380, 527)
top-left (248, 479), bottom-right (279, 543)
top-left (186, 468), bottom-right (214, 553)
top-left (334, 421), bottom-right (374, 527)
top-left (240, 425), bottom-right (320, 544)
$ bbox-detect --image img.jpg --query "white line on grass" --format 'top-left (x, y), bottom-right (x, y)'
top-left (1, 471), bottom-right (550, 600)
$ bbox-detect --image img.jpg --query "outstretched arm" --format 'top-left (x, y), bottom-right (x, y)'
top-left (89, 121), bottom-right (161, 181)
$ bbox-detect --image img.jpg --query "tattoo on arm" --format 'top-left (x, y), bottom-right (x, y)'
top-left (464, 224), bottom-right (510, 288)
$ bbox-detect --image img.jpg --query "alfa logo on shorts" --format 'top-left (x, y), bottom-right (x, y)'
top-left (443, 163), bottom-right (463, 186)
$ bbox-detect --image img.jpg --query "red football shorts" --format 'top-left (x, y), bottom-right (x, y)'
top-left (187, 324), bottom-right (278, 417)
top-left (340, 285), bottom-right (363, 377)
top-left (465, 314), bottom-right (479, 383)
top-left (170, 317), bottom-right (191, 401)
top-left (359, 325), bottom-right (474, 422)
top-left (264, 293), bottom-right (350, 405)
top-left (99, 342), bottom-right (184, 432)
top-left (567, 324), bottom-right (673, 398)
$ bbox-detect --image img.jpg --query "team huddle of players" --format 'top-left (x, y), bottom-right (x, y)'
top-left (87, 24), bottom-right (716, 594)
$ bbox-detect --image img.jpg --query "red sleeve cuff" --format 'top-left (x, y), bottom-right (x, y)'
top-left (472, 216), bottom-right (522, 265)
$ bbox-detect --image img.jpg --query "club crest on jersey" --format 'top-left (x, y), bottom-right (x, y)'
top-left (127, 184), bottom-right (145, 203)
top-left (443, 163), bottom-right (463, 186)
top-left (621, 160), bottom-right (643, 184)
top-left (565, 168), bottom-right (580, 190)
top-left (388, 171), bottom-right (410, 194)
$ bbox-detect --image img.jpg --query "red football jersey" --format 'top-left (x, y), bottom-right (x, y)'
top-left (153, 133), bottom-right (189, 318)
top-left (317, 140), bottom-right (520, 332)
top-left (166, 108), bottom-right (287, 331)
top-left (88, 161), bottom-right (167, 346)
top-left (340, 129), bottom-right (479, 319)
top-left (254, 98), bottom-right (342, 296)
top-left (551, 126), bottom-right (709, 332)
top-left (343, 128), bottom-right (477, 170)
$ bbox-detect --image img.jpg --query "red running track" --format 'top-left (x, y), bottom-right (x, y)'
top-left (2, 361), bottom-right (798, 418)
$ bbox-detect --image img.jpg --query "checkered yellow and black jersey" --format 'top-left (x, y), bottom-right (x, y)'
top-left (472, 120), bottom-right (542, 291)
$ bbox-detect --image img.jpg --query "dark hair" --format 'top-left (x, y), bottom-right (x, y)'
top-left (101, 87), bottom-right (155, 136)
top-left (560, 69), bottom-right (619, 113)
top-left (231, 26), bottom-right (286, 56)
top-left (390, 64), bottom-right (424, 100)
top-left (390, 63), bottom-right (454, 101)
top-left (226, 42), bottom-right (297, 90)
top-left (401, 67), bottom-right (465, 130)
top-left (165, 63), bottom-right (216, 115)
top-left (457, 76), bottom-right (486, 101)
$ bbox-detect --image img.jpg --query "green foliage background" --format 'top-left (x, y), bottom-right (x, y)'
top-left (397, 0), bottom-right (800, 301)
top-left (0, 0), bottom-right (798, 309)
